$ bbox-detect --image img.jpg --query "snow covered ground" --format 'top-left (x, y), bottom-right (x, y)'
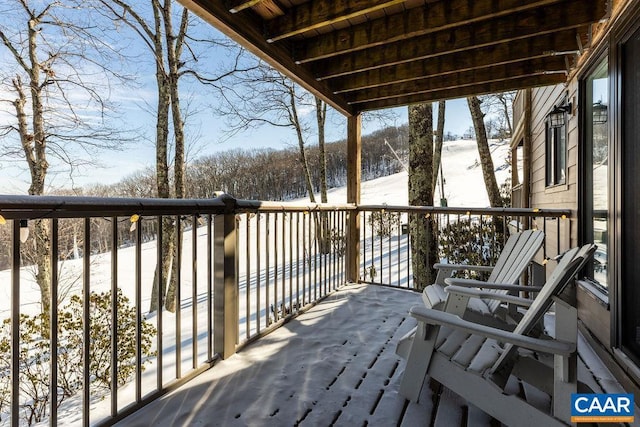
top-left (0, 139), bottom-right (513, 425)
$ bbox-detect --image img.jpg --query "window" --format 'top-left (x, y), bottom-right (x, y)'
top-left (545, 116), bottom-right (566, 186)
top-left (582, 59), bottom-right (608, 289)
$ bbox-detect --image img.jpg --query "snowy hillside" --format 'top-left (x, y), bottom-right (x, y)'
top-left (319, 138), bottom-right (511, 207)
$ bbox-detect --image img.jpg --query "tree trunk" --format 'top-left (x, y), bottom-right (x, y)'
top-left (149, 2), bottom-right (173, 313)
top-left (315, 97), bottom-right (331, 253)
top-left (408, 103), bottom-right (438, 290)
top-left (432, 100), bottom-right (445, 195)
top-left (162, 3), bottom-right (189, 313)
top-left (315, 96), bottom-right (328, 203)
top-left (11, 16), bottom-right (52, 315)
top-left (499, 94), bottom-right (513, 136)
top-left (467, 96), bottom-right (502, 207)
top-left (289, 87), bottom-right (315, 203)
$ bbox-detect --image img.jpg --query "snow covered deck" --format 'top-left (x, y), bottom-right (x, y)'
top-left (115, 283), bottom-right (626, 426)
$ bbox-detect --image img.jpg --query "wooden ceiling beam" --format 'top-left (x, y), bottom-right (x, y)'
top-left (178, 0), bottom-right (354, 116)
top-left (345, 56), bottom-right (569, 104)
top-left (313, 3), bottom-right (601, 80)
top-left (266, 0), bottom-right (406, 43)
top-left (229, 0), bottom-right (266, 14)
top-left (331, 30), bottom-right (581, 94)
top-left (296, 0), bottom-right (598, 63)
top-left (355, 74), bottom-right (568, 111)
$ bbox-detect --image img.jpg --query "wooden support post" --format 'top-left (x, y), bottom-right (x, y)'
top-left (347, 114), bottom-right (362, 283)
top-left (522, 88), bottom-right (532, 212)
top-left (214, 195), bottom-right (238, 359)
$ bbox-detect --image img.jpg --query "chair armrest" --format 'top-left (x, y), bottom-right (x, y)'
top-left (444, 278), bottom-right (543, 293)
top-left (434, 263), bottom-right (495, 273)
top-left (445, 285), bottom-right (534, 308)
top-left (409, 305), bottom-right (575, 356)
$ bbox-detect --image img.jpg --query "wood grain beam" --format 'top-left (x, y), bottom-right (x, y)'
top-left (313, 2), bottom-right (603, 79)
top-left (354, 74), bottom-right (567, 112)
top-left (345, 56), bottom-right (569, 104)
top-left (266, 0), bottom-right (406, 43)
top-left (331, 31), bottom-right (581, 94)
top-left (178, 0), bottom-right (354, 116)
top-left (229, 0), bottom-right (265, 14)
top-left (296, 0), bottom-right (591, 62)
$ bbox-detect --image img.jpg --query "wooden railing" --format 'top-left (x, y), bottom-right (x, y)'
top-left (0, 195), bottom-right (569, 426)
top-left (358, 204), bottom-right (570, 288)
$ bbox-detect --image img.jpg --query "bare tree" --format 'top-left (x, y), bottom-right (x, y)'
top-left (467, 96), bottom-right (502, 207)
top-left (217, 63), bottom-right (317, 202)
top-left (479, 91), bottom-right (516, 138)
top-left (99, 0), bottom-right (246, 312)
top-left (408, 103), bottom-right (438, 290)
top-left (433, 100), bottom-right (446, 196)
top-left (0, 0), bottom-right (129, 314)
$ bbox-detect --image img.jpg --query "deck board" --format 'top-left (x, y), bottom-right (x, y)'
top-left (116, 283), bottom-right (628, 427)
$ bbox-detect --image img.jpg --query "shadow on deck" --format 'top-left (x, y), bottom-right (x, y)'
top-left (117, 284), bottom-right (627, 427)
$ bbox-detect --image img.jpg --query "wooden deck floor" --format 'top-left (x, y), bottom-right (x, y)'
top-left (116, 284), bottom-right (629, 427)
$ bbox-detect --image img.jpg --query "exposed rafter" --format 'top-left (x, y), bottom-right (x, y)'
top-left (266, 0), bottom-right (406, 43)
top-left (229, 0), bottom-right (265, 14)
top-left (345, 57), bottom-right (569, 105)
top-left (357, 74), bottom-right (568, 111)
top-left (180, 0), bottom-right (608, 114)
top-left (330, 30), bottom-right (582, 94)
top-left (312, 4), bottom-right (603, 79)
top-left (295, 0), bottom-right (590, 63)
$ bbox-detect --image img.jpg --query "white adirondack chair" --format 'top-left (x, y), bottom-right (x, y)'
top-left (399, 244), bottom-right (596, 427)
top-left (424, 229), bottom-right (545, 323)
top-left (397, 230), bottom-right (544, 358)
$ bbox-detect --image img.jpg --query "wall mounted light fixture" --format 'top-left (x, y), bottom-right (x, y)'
top-left (549, 103), bottom-right (572, 128)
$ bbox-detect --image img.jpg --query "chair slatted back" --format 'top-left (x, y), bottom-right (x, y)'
top-left (484, 230), bottom-right (545, 313)
top-left (490, 244), bottom-right (596, 374)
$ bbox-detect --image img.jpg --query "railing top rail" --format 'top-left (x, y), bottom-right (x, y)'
top-left (357, 204), bottom-right (571, 218)
top-left (0, 194), bottom-right (357, 220)
top-left (234, 199), bottom-right (356, 213)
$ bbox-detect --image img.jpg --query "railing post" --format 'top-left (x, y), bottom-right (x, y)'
top-left (347, 114), bottom-right (361, 283)
top-left (214, 195), bottom-right (238, 359)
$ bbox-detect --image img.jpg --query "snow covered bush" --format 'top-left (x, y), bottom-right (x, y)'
top-left (368, 208), bottom-right (400, 238)
top-left (0, 290), bottom-right (156, 425)
top-left (438, 218), bottom-right (506, 280)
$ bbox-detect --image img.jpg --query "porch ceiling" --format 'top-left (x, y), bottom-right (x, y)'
top-left (179, 0), bottom-right (608, 116)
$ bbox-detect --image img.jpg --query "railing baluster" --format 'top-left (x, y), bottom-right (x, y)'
top-left (192, 214), bottom-right (198, 369)
top-left (246, 214), bottom-right (251, 339)
top-left (50, 218), bottom-right (59, 427)
top-left (157, 215), bottom-right (163, 391)
top-left (207, 214), bottom-right (213, 361)
top-left (303, 212), bottom-right (307, 305)
top-left (274, 213), bottom-right (278, 321)
top-left (176, 215), bottom-right (182, 380)
top-left (135, 217), bottom-right (142, 402)
top-left (111, 216), bottom-right (118, 416)
top-left (11, 220), bottom-right (20, 427)
top-left (295, 212), bottom-right (300, 310)
top-left (282, 212), bottom-right (286, 316)
top-left (289, 212), bottom-right (293, 313)
top-left (83, 218), bottom-right (91, 427)
top-left (256, 214), bottom-right (261, 333)
top-left (265, 213), bottom-right (270, 326)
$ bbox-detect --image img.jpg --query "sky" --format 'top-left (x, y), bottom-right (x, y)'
top-left (0, 3), bottom-right (474, 195)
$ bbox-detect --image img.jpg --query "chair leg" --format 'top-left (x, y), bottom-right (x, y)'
top-left (399, 321), bottom-right (438, 402)
top-left (552, 297), bottom-right (578, 423)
